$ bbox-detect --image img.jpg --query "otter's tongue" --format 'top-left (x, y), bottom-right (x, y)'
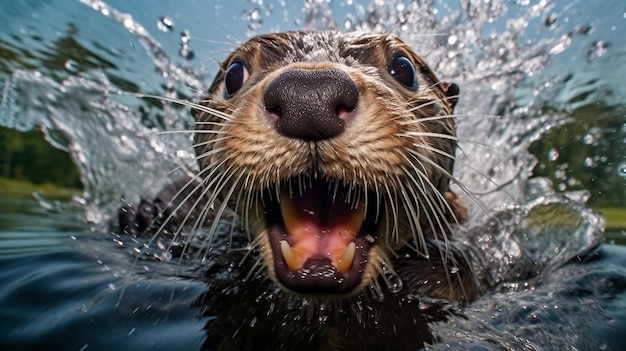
top-left (279, 182), bottom-right (365, 274)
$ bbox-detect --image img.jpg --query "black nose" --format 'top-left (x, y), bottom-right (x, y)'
top-left (264, 69), bottom-right (359, 141)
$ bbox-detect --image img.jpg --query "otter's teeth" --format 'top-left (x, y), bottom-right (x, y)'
top-left (279, 192), bottom-right (303, 240)
top-left (340, 201), bottom-right (366, 238)
top-left (280, 240), bottom-right (299, 271)
top-left (337, 242), bottom-right (356, 273)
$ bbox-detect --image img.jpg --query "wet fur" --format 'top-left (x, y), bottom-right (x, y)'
top-left (119, 31), bottom-right (481, 301)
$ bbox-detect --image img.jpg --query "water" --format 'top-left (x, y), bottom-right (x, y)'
top-left (0, 0), bottom-right (625, 350)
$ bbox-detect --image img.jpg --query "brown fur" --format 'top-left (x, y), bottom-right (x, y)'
top-left (187, 31), bottom-right (477, 301)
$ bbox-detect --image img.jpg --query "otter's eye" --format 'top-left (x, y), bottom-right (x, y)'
top-left (224, 62), bottom-right (249, 97)
top-left (389, 56), bottom-right (418, 90)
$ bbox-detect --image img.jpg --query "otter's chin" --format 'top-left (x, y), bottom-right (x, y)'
top-left (261, 177), bottom-right (380, 295)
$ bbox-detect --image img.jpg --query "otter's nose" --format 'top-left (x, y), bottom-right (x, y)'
top-left (264, 69), bottom-right (359, 141)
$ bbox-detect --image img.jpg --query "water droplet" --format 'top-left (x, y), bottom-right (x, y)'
top-left (583, 133), bottom-right (595, 144)
top-left (180, 30), bottom-right (191, 44)
top-left (544, 13), bottom-right (557, 26)
top-left (64, 59), bottom-right (79, 73)
top-left (587, 40), bottom-right (608, 59)
top-left (179, 44), bottom-right (194, 59)
top-left (584, 157), bottom-right (594, 167)
top-left (157, 16), bottom-right (174, 32)
top-left (249, 8), bottom-right (260, 20)
top-left (547, 148), bottom-right (559, 161)
top-left (577, 24), bottom-right (592, 35)
top-left (344, 18), bottom-right (352, 29)
top-left (567, 177), bottom-right (579, 187)
top-left (618, 163), bottom-right (626, 177)
top-left (368, 283), bottom-right (385, 301)
top-left (159, 251), bottom-right (172, 262)
top-left (178, 30), bottom-right (194, 59)
top-left (381, 264), bottom-right (404, 293)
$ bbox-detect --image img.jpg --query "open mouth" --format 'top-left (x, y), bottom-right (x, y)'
top-left (262, 176), bottom-right (380, 295)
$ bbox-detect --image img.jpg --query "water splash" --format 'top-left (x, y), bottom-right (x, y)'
top-left (79, 0), bottom-right (203, 94)
top-left (0, 0), bottom-right (612, 299)
top-left (0, 0), bottom-right (605, 219)
top-left (0, 1), bottom-right (622, 349)
top-left (1, 69), bottom-right (197, 224)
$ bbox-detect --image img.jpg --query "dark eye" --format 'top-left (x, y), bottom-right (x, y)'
top-left (389, 56), bottom-right (418, 90)
top-left (224, 61), bottom-right (249, 97)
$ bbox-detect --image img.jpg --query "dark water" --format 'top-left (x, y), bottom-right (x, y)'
top-left (1, 0), bottom-right (626, 350)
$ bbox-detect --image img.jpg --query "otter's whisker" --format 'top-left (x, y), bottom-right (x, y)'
top-left (409, 142), bottom-right (456, 161)
top-left (194, 169), bottom-right (244, 261)
top-left (191, 137), bottom-right (231, 153)
top-left (404, 131), bottom-right (458, 142)
top-left (116, 169), bottom-right (215, 305)
top-left (401, 151), bottom-right (462, 254)
top-left (151, 174), bottom-right (215, 266)
top-left (404, 113), bottom-right (500, 124)
top-left (119, 91), bottom-right (235, 122)
top-left (406, 97), bottom-right (444, 112)
top-left (454, 144), bottom-right (519, 199)
top-left (119, 30), bottom-right (491, 304)
top-left (394, 171), bottom-right (434, 257)
top-left (405, 148), bottom-right (466, 223)
top-left (243, 255), bottom-right (264, 282)
top-left (382, 181), bottom-right (401, 245)
top-left (154, 128), bottom-right (223, 137)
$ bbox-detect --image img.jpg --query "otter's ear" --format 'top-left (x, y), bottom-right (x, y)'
top-left (442, 82), bottom-right (460, 112)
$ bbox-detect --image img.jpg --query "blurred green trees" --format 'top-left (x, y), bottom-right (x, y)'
top-left (529, 103), bottom-right (626, 207)
top-left (0, 126), bottom-right (81, 189)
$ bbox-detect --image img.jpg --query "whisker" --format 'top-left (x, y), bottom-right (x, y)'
top-left (406, 148), bottom-right (496, 224)
top-left (410, 142), bottom-right (456, 161)
top-left (402, 131), bottom-right (458, 142)
top-left (401, 113), bottom-right (500, 124)
top-left (111, 90), bottom-right (234, 122)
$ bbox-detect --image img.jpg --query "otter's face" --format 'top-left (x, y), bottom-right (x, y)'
top-left (193, 31), bottom-right (463, 297)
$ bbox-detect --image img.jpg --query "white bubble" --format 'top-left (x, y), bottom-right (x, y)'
top-left (64, 59), bottom-right (79, 73)
top-left (157, 16), bottom-right (174, 32)
top-left (547, 148), bottom-right (559, 161)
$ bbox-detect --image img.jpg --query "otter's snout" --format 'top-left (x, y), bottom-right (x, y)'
top-left (264, 69), bottom-right (359, 141)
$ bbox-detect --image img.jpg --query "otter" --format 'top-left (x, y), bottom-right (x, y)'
top-left (118, 31), bottom-right (481, 303)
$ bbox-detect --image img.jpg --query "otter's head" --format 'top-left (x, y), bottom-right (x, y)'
top-left (192, 31), bottom-right (465, 297)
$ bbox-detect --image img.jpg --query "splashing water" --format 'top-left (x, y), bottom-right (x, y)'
top-left (1, 0), bottom-right (612, 226)
top-left (0, 0), bottom-right (624, 350)
top-left (0, 0), bottom-right (606, 285)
